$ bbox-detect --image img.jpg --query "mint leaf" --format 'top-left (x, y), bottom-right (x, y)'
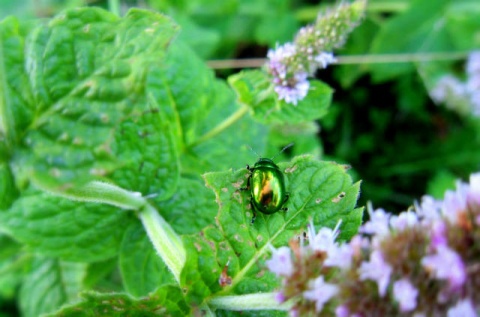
top-left (228, 70), bottom-right (332, 124)
top-left (186, 80), bottom-right (268, 173)
top-left (0, 16), bottom-right (34, 147)
top-left (11, 8), bottom-right (179, 188)
top-left (119, 222), bottom-right (174, 297)
top-left (0, 234), bottom-right (23, 299)
top-left (48, 286), bottom-right (189, 317)
top-left (369, 0), bottom-right (452, 81)
top-left (445, 1), bottom-right (480, 50)
top-left (110, 101), bottom-right (180, 200)
top-left (154, 177), bottom-right (217, 234)
top-left (181, 155), bottom-right (362, 305)
top-left (0, 189), bottom-right (132, 262)
top-left (148, 40), bottom-right (216, 146)
top-left (0, 163), bottom-right (18, 209)
top-left (19, 257), bottom-right (86, 317)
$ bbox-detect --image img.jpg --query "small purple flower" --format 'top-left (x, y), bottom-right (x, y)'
top-left (467, 172), bottom-right (480, 206)
top-left (266, 246), bottom-right (294, 277)
top-left (274, 71), bottom-right (310, 106)
top-left (315, 52), bottom-right (336, 69)
top-left (442, 187), bottom-right (468, 224)
top-left (359, 250), bottom-right (392, 297)
top-left (421, 245), bottom-right (466, 289)
top-left (359, 208), bottom-right (390, 237)
top-left (324, 243), bottom-right (353, 270)
top-left (267, 42), bottom-right (296, 77)
top-left (392, 278), bottom-right (418, 312)
top-left (416, 195), bottom-right (442, 224)
top-left (335, 305), bottom-right (349, 317)
top-left (430, 220), bottom-right (448, 249)
top-left (447, 298), bottom-right (477, 317)
top-left (274, 291), bottom-right (286, 303)
top-left (466, 51), bottom-right (480, 75)
top-left (303, 276), bottom-right (339, 313)
top-left (308, 220), bottom-right (341, 253)
top-left (389, 211), bottom-right (419, 231)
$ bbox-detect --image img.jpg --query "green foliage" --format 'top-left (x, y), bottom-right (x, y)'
top-left (229, 70), bottom-right (332, 124)
top-left (0, 2), bottom-right (361, 315)
top-left (19, 257), bottom-right (86, 317)
top-left (181, 155), bottom-right (362, 305)
top-left (4, 0), bottom-right (479, 316)
top-left (46, 286), bottom-right (189, 317)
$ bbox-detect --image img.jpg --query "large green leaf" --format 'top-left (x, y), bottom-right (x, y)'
top-left (19, 257), bottom-right (86, 317)
top-left (47, 286), bottom-right (189, 317)
top-left (0, 163), bottom-right (18, 210)
top-left (0, 16), bottom-right (34, 148)
top-left (229, 70), bottom-right (332, 125)
top-left (0, 189), bottom-right (132, 262)
top-left (445, 1), bottom-right (480, 50)
top-left (369, 0), bottom-right (453, 82)
top-left (119, 222), bottom-right (174, 298)
top-left (0, 234), bottom-right (23, 299)
top-left (181, 155), bottom-right (362, 305)
top-left (10, 8), bottom-right (180, 190)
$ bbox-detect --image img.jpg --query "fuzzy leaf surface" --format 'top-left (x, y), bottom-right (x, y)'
top-left (19, 257), bottom-right (87, 317)
top-left (10, 8), bottom-right (180, 194)
top-left (181, 155), bottom-right (362, 304)
top-left (228, 70), bottom-right (332, 125)
top-left (47, 286), bottom-right (189, 317)
top-left (119, 222), bottom-right (174, 297)
top-left (0, 189), bottom-right (132, 262)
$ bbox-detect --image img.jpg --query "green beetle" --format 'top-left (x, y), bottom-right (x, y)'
top-left (243, 157), bottom-right (289, 223)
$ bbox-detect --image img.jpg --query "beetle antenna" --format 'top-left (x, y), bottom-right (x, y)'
top-left (246, 145), bottom-right (261, 159)
top-left (271, 143), bottom-right (294, 160)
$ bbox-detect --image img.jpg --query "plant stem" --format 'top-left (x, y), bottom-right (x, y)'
top-left (139, 203), bottom-right (185, 283)
top-left (32, 179), bottom-right (186, 284)
top-left (207, 51), bottom-right (472, 69)
top-left (108, 0), bottom-right (120, 16)
top-left (207, 293), bottom-right (292, 311)
top-left (188, 104), bottom-right (249, 147)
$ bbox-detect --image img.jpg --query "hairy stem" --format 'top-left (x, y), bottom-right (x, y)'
top-left (189, 104), bottom-right (249, 147)
top-left (208, 293), bottom-right (292, 311)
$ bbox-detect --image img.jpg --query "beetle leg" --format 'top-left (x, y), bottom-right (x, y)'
top-left (281, 193), bottom-right (290, 212)
top-left (251, 208), bottom-right (257, 224)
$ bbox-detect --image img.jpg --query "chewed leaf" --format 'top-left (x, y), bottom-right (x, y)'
top-left (228, 70), bottom-right (332, 125)
top-left (0, 189), bottom-right (132, 262)
top-left (46, 286), bottom-right (189, 317)
top-left (181, 155), bottom-right (362, 303)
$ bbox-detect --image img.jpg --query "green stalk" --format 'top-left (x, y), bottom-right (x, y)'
top-left (108, 0), bottom-right (121, 16)
top-left (139, 203), bottom-right (185, 283)
top-left (32, 179), bottom-right (186, 283)
top-left (208, 293), bottom-right (292, 311)
top-left (189, 104), bottom-right (249, 148)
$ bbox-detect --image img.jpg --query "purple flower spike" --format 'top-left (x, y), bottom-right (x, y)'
top-left (421, 245), bottom-right (466, 290)
top-left (393, 279), bottom-right (418, 312)
top-left (447, 298), bottom-right (477, 317)
top-left (359, 208), bottom-right (390, 237)
top-left (303, 276), bottom-right (339, 313)
top-left (266, 246), bottom-right (294, 277)
top-left (359, 250), bottom-right (392, 297)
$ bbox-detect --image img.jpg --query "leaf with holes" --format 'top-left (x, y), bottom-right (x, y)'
top-left (46, 286), bottom-right (189, 317)
top-left (181, 155), bottom-right (362, 304)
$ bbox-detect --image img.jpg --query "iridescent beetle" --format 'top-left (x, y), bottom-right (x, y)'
top-left (242, 144), bottom-right (292, 223)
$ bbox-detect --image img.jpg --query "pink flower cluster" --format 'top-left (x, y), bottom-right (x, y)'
top-left (265, 0), bottom-right (365, 106)
top-left (266, 172), bottom-right (480, 316)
